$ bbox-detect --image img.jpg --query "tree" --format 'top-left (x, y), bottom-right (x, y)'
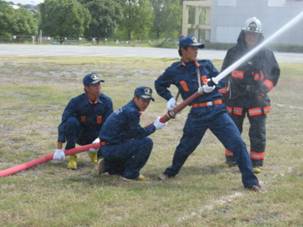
top-left (40, 0), bottom-right (91, 43)
top-left (0, 1), bottom-right (37, 39)
top-left (150, 0), bottom-right (182, 39)
top-left (12, 8), bottom-right (38, 36)
top-left (117, 0), bottom-right (154, 40)
top-left (0, 1), bottom-right (15, 38)
top-left (81, 0), bottom-right (122, 41)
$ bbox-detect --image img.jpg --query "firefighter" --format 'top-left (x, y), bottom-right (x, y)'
top-left (97, 86), bottom-right (166, 181)
top-left (53, 72), bottom-right (113, 170)
top-left (221, 17), bottom-right (280, 173)
top-left (155, 35), bottom-right (260, 191)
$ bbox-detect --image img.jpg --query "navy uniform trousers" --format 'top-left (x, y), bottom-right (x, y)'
top-left (164, 104), bottom-right (258, 188)
top-left (100, 138), bottom-right (153, 179)
top-left (61, 117), bottom-right (98, 150)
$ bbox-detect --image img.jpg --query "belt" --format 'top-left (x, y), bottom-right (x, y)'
top-left (191, 99), bottom-right (223, 108)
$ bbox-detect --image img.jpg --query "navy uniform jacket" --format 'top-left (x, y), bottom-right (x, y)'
top-left (155, 60), bottom-right (223, 104)
top-left (58, 93), bottom-right (113, 142)
top-left (99, 100), bottom-right (155, 144)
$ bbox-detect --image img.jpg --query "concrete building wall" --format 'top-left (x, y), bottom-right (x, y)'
top-left (183, 0), bottom-right (303, 45)
top-left (211, 0), bottom-right (303, 45)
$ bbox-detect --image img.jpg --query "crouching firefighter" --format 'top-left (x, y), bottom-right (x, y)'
top-left (221, 17), bottom-right (280, 173)
top-left (96, 86), bottom-right (166, 181)
top-left (53, 72), bottom-right (113, 169)
top-left (155, 35), bottom-right (260, 191)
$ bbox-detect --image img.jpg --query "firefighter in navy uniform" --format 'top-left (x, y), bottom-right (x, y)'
top-left (97, 86), bottom-right (166, 181)
top-left (221, 17), bottom-right (280, 173)
top-left (53, 72), bottom-right (113, 170)
top-left (155, 36), bottom-right (260, 191)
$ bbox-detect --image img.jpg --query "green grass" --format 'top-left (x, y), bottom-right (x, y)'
top-left (0, 57), bottom-right (303, 226)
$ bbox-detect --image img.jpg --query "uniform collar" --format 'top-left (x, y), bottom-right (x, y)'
top-left (129, 100), bottom-right (140, 111)
top-left (84, 93), bottom-right (102, 104)
top-left (179, 60), bottom-right (200, 68)
top-left (129, 100), bottom-right (143, 115)
top-left (179, 60), bottom-right (187, 67)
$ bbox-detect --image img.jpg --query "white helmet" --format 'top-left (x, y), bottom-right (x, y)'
top-left (243, 17), bottom-right (262, 33)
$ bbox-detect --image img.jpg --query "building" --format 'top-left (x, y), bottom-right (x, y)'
top-left (182, 0), bottom-right (303, 45)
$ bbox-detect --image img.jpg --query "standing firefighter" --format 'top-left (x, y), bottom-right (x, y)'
top-left (155, 36), bottom-right (260, 191)
top-left (53, 72), bottom-right (113, 169)
top-left (97, 86), bottom-right (166, 181)
top-left (221, 17), bottom-right (280, 173)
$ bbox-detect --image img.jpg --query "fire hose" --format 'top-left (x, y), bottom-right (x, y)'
top-left (0, 11), bottom-right (302, 177)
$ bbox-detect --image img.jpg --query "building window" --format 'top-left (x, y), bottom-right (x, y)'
top-left (198, 7), bottom-right (210, 25)
top-left (198, 29), bottom-right (211, 42)
top-left (188, 6), bottom-right (196, 25)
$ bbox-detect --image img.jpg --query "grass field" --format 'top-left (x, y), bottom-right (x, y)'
top-left (0, 56), bottom-right (303, 226)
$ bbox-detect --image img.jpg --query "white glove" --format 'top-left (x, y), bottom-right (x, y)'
top-left (153, 117), bottom-right (166, 130)
top-left (92, 138), bottom-right (100, 144)
top-left (53, 149), bottom-right (65, 161)
top-left (197, 84), bottom-right (216, 94)
top-left (197, 78), bottom-right (216, 94)
top-left (89, 138), bottom-right (100, 152)
top-left (166, 97), bottom-right (176, 111)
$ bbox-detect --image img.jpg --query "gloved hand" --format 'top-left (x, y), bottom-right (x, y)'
top-left (197, 84), bottom-right (216, 94)
top-left (53, 149), bottom-right (65, 161)
top-left (153, 117), bottom-right (166, 130)
top-left (92, 138), bottom-right (100, 144)
top-left (166, 97), bottom-right (176, 111)
top-left (89, 138), bottom-right (100, 152)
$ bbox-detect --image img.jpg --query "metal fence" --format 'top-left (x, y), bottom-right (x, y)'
top-left (0, 35), bottom-right (179, 48)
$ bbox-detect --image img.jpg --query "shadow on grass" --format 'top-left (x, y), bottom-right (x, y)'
top-left (62, 162), bottom-right (235, 190)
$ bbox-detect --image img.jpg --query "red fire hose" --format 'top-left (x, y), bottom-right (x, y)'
top-left (159, 92), bottom-right (200, 123)
top-left (0, 143), bottom-right (101, 177)
top-left (0, 92), bottom-right (201, 177)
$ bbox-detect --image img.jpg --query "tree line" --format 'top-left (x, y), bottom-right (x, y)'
top-left (0, 0), bottom-right (182, 43)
